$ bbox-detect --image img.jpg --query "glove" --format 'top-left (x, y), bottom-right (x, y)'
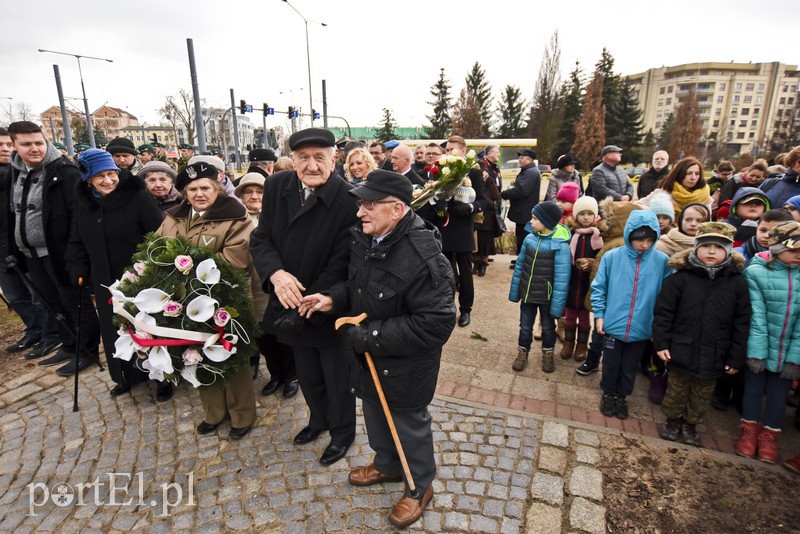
top-left (347, 325), bottom-right (371, 354)
top-left (780, 364), bottom-right (800, 381)
top-left (272, 307), bottom-right (304, 333)
top-left (434, 198), bottom-right (448, 212)
top-left (746, 358), bottom-right (765, 374)
top-left (448, 201), bottom-right (473, 217)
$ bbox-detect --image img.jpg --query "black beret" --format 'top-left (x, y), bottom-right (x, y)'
top-left (288, 128), bottom-right (335, 151)
top-left (106, 137), bottom-right (137, 155)
top-left (175, 162), bottom-right (218, 191)
top-left (349, 170), bottom-right (413, 205)
top-left (249, 148), bottom-right (277, 162)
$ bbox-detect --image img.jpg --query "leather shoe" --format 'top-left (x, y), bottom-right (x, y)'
top-left (5, 334), bottom-right (40, 353)
top-left (293, 425), bottom-right (322, 444)
top-left (457, 312), bottom-right (471, 327)
top-left (56, 356), bottom-right (96, 377)
top-left (109, 383), bottom-right (131, 397)
top-left (389, 484), bottom-right (434, 527)
top-left (320, 442), bottom-right (350, 466)
top-left (196, 421), bottom-right (221, 435)
top-left (349, 464), bottom-right (403, 486)
top-left (283, 380), bottom-right (299, 399)
top-left (261, 378), bottom-right (282, 396)
top-left (156, 382), bottom-right (174, 402)
top-left (27, 340), bottom-right (63, 361)
top-left (229, 425), bottom-right (252, 439)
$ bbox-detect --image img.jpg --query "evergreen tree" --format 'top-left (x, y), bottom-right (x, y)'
top-left (451, 88), bottom-right (483, 138)
top-left (527, 31), bottom-right (563, 164)
top-left (668, 88), bottom-right (702, 160)
top-left (610, 80), bottom-right (644, 163)
top-left (374, 108), bottom-right (397, 143)
top-left (495, 85), bottom-right (527, 138)
top-left (594, 48), bottom-right (624, 148)
top-left (70, 118), bottom-right (108, 145)
top-left (465, 62), bottom-right (493, 137)
top-left (641, 128), bottom-right (657, 163)
top-left (554, 61), bottom-right (583, 158)
top-left (425, 68), bottom-right (452, 138)
top-left (658, 112), bottom-right (676, 150)
top-left (570, 73), bottom-right (605, 169)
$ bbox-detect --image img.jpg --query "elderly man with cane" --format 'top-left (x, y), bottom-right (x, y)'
top-left (300, 170), bottom-right (456, 527)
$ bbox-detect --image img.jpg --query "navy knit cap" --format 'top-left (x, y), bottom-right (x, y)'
top-left (77, 149), bottom-right (119, 181)
top-left (531, 201), bottom-right (562, 230)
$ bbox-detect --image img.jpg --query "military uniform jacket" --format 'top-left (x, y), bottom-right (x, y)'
top-left (249, 170), bottom-right (359, 347)
top-left (327, 211), bottom-right (456, 411)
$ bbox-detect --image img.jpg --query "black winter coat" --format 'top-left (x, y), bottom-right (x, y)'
top-left (328, 211), bottom-right (456, 410)
top-left (637, 167), bottom-right (669, 199)
top-left (66, 171), bottom-right (163, 384)
top-left (0, 163), bottom-right (11, 266)
top-left (249, 170), bottom-right (359, 347)
top-left (652, 250), bottom-right (751, 380)
top-left (502, 163), bottom-right (541, 224)
top-left (417, 167), bottom-right (487, 252)
top-left (8, 155), bottom-right (82, 284)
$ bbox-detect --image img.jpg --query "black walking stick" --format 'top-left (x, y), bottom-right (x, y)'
top-left (4, 256), bottom-right (103, 375)
top-left (73, 277), bottom-right (84, 412)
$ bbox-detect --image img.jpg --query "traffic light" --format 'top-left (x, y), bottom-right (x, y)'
top-left (263, 103), bottom-right (269, 116)
top-left (240, 100), bottom-right (247, 114)
top-left (288, 106), bottom-right (295, 118)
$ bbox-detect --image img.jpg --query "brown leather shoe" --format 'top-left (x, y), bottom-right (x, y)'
top-left (348, 464), bottom-right (403, 487)
top-left (388, 484), bottom-right (433, 528)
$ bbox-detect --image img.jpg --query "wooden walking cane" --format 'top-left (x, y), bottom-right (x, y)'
top-left (335, 313), bottom-right (418, 498)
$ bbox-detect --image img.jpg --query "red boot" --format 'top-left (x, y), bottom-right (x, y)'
top-left (735, 420), bottom-right (760, 458)
top-left (757, 426), bottom-right (780, 464)
top-left (784, 453), bottom-right (800, 475)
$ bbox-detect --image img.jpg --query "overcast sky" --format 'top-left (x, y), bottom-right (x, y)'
top-left (2, 0), bottom-right (797, 134)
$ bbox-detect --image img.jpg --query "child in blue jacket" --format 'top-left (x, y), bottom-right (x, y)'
top-left (509, 201), bottom-right (571, 374)
top-left (591, 210), bottom-right (671, 419)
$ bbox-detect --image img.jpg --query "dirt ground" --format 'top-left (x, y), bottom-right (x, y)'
top-left (601, 433), bottom-right (800, 533)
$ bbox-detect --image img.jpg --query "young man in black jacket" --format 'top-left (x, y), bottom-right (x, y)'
top-left (6, 121), bottom-right (100, 376)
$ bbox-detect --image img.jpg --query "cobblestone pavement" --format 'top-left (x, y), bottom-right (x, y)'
top-left (0, 366), bottom-right (606, 533)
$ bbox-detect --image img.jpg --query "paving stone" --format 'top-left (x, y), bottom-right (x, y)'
top-left (541, 421), bottom-right (569, 447)
top-left (531, 472), bottom-right (564, 505)
top-left (569, 465), bottom-right (604, 501)
top-left (443, 511), bottom-right (469, 531)
top-left (524, 502), bottom-right (561, 534)
top-left (569, 497), bottom-right (607, 534)
top-left (575, 444), bottom-right (600, 465)
top-left (573, 429), bottom-right (601, 447)
top-left (538, 446), bottom-right (567, 474)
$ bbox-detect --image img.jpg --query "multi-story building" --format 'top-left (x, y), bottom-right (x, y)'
top-left (118, 125), bottom-right (178, 148)
top-left (627, 62), bottom-right (799, 155)
top-left (91, 105), bottom-right (139, 139)
top-left (173, 108), bottom-right (254, 155)
top-left (39, 106), bottom-right (83, 144)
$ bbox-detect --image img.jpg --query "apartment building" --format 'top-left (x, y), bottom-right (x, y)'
top-left (627, 62), bottom-right (799, 155)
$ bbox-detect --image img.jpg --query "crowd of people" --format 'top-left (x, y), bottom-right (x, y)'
top-left (2, 119), bottom-right (800, 526)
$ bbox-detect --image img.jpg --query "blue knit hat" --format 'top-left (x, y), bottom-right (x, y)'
top-left (77, 149), bottom-right (119, 181)
top-left (531, 201), bottom-right (563, 230)
top-left (784, 194), bottom-right (800, 212)
top-left (648, 193), bottom-right (675, 223)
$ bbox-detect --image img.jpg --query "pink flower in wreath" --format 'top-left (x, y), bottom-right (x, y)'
top-left (213, 308), bottom-right (231, 327)
top-left (122, 271), bottom-right (138, 283)
top-left (182, 348), bottom-right (202, 365)
top-left (163, 300), bottom-right (183, 317)
top-left (174, 255), bottom-right (193, 274)
top-left (133, 261), bottom-right (146, 275)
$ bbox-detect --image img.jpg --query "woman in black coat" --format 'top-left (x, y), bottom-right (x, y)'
top-left (67, 149), bottom-right (165, 397)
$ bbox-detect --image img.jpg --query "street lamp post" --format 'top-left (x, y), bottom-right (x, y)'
top-left (38, 49), bottom-right (112, 148)
top-left (281, 0), bottom-right (326, 127)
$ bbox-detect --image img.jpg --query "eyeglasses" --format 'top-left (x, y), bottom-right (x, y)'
top-left (356, 199), bottom-right (396, 210)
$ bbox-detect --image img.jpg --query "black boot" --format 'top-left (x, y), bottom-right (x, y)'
top-left (576, 348), bottom-right (601, 376)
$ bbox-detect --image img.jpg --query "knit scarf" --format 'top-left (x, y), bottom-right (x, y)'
top-left (687, 251), bottom-right (731, 280)
top-left (671, 182), bottom-right (710, 214)
top-left (570, 227), bottom-right (603, 264)
top-left (656, 228), bottom-right (696, 256)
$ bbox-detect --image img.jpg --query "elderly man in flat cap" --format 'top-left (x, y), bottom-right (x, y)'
top-left (249, 128), bottom-right (359, 466)
top-left (589, 145), bottom-right (633, 202)
top-left (247, 148), bottom-right (278, 180)
top-left (300, 170), bottom-right (456, 527)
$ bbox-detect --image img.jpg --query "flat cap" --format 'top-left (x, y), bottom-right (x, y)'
top-left (288, 128), bottom-right (335, 151)
top-left (517, 149), bottom-right (537, 159)
top-left (349, 170), bottom-right (413, 205)
top-left (600, 145), bottom-right (623, 157)
top-left (249, 148), bottom-right (277, 162)
top-left (139, 161), bottom-right (177, 180)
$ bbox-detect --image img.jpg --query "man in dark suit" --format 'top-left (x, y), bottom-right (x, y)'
top-left (390, 144), bottom-right (425, 186)
top-left (369, 142), bottom-right (394, 170)
top-left (249, 128), bottom-right (358, 466)
top-left (416, 135), bottom-right (486, 327)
